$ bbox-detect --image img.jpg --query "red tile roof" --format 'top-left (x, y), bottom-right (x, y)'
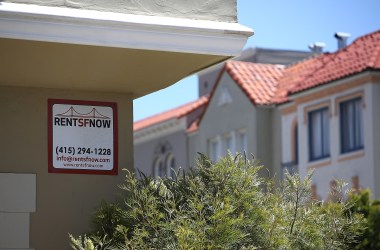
top-left (191, 30), bottom-right (380, 131)
top-left (225, 61), bottom-right (285, 105)
top-left (275, 29), bottom-right (380, 102)
top-left (186, 118), bottom-right (200, 133)
top-left (134, 95), bottom-right (209, 131)
top-left (190, 61), bottom-right (285, 132)
top-left (134, 30), bottom-right (380, 132)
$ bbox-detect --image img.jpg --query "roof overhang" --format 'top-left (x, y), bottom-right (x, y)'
top-left (0, 2), bottom-right (253, 97)
top-left (275, 70), bottom-right (380, 112)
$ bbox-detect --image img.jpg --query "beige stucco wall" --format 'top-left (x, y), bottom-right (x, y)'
top-left (0, 86), bottom-right (133, 250)
top-left (193, 73), bottom-right (257, 161)
top-left (3, 0), bottom-right (237, 22)
top-left (190, 73), bottom-right (278, 177)
top-left (281, 77), bottom-right (377, 200)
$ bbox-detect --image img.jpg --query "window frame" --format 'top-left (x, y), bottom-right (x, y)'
top-left (223, 132), bottom-right (234, 154)
top-left (153, 157), bottom-right (164, 177)
top-left (165, 153), bottom-right (176, 178)
top-left (237, 129), bottom-right (248, 154)
top-left (308, 107), bottom-right (330, 161)
top-left (208, 136), bottom-right (221, 162)
top-left (152, 141), bottom-right (175, 178)
top-left (339, 97), bottom-right (364, 154)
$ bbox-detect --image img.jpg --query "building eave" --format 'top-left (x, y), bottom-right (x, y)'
top-left (0, 2), bottom-right (253, 96)
top-left (288, 70), bottom-right (379, 102)
top-left (0, 2), bottom-right (253, 56)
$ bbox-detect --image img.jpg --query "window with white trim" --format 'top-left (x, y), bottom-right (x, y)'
top-left (308, 107), bottom-right (330, 161)
top-left (165, 154), bottom-right (176, 178)
top-left (208, 137), bottom-right (221, 162)
top-left (223, 133), bottom-right (233, 154)
top-left (238, 130), bottom-right (248, 154)
top-left (152, 141), bottom-right (176, 178)
top-left (153, 157), bottom-right (165, 177)
top-left (340, 97), bottom-right (364, 153)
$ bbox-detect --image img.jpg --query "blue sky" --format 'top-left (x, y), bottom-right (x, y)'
top-left (133, 0), bottom-right (380, 121)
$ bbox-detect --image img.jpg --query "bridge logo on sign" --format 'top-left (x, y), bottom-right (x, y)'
top-left (54, 106), bottom-right (111, 128)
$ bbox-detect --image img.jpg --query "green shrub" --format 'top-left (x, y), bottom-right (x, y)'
top-left (70, 153), bottom-right (365, 249)
top-left (348, 189), bottom-right (380, 249)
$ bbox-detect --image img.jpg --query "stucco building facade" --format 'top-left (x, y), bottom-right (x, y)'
top-left (278, 34), bottom-right (380, 199)
top-left (0, 1), bottom-right (252, 249)
top-left (134, 30), bottom-right (380, 201)
top-left (134, 47), bottom-right (311, 179)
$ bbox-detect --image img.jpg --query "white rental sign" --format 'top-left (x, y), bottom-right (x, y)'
top-left (48, 99), bottom-right (118, 175)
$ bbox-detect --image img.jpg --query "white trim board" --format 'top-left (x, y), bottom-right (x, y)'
top-left (0, 2), bottom-right (253, 56)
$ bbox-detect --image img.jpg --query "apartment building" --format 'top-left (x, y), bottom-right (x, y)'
top-left (134, 30), bottom-right (380, 200)
top-left (134, 47), bottom-right (311, 178)
top-left (278, 30), bottom-right (380, 199)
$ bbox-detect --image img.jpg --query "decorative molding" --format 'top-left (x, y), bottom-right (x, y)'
top-left (334, 90), bottom-right (366, 116)
top-left (280, 104), bottom-right (297, 115)
top-left (373, 74), bottom-right (380, 83)
top-left (134, 118), bottom-right (186, 145)
top-left (151, 142), bottom-right (176, 177)
top-left (293, 73), bottom-right (374, 105)
top-left (307, 159), bottom-right (331, 170)
top-left (303, 100), bottom-right (331, 124)
top-left (0, 2), bottom-right (253, 56)
top-left (338, 151), bottom-right (365, 163)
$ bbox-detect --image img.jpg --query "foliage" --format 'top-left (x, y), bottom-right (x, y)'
top-left (348, 189), bottom-right (380, 249)
top-left (70, 153), bottom-right (365, 249)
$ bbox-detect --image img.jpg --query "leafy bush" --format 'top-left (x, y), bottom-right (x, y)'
top-left (348, 189), bottom-right (380, 249)
top-left (70, 153), bottom-right (365, 249)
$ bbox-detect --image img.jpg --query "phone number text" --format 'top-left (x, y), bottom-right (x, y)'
top-left (55, 146), bottom-right (111, 156)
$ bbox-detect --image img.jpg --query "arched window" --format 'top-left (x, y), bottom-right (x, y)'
top-left (153, 157), bottom-right (165, 178)
top-left (165, 154), bottom-right (176, 178)
top-left (152, 141), bottom-right (176, 178)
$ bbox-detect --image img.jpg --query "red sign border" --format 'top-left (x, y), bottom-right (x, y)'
top-left (48, 99), bottom-right (118, 175)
